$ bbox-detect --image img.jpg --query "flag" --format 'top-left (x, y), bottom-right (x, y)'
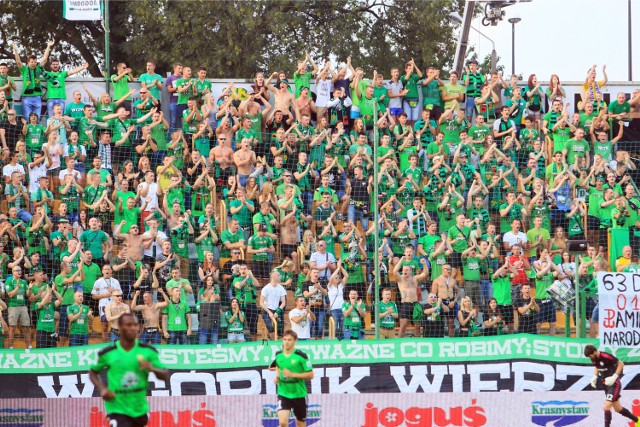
top-left (63, 0), bottom-right (102, 21)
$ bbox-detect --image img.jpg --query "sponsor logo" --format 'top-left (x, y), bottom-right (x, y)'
top-left (89, 402), bottom-right (216, 427)
top-left (0, 408), bottom-right (45, 427)
top-left (361, 400), bottom-right (487, 427)
top-left (262, 403), bottom-right (321, 427)
top-left (531, 400), bottom-right (589, 426)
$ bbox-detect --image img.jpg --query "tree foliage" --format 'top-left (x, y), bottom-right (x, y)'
top-left (0, 0), bottom-right (465, 78)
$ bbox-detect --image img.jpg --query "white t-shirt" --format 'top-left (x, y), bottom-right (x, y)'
top-left (91, 277), bottom-right (122, 309)
top-left (502, 231), bottom-right (528, 254)
top-left (327, 283), bottom-right (345, 310)
top-left (3, 163), bottom-right (25, 180)
top-left (261, 283), bottom-right (286, 310)
top-left (28, 164), bottom-right (48, 194)
top-left (143, 230), bottom-right (168, 257)
top-left (138, 181), bottom-right (159, 211)
top-left (315, 79), bottom-right (333, 108)
top-left (289, 308), bottom-right (311, 339)
top-left (385, 80), bottom-right (404, 109)
top-left (309, 251), bottom-right (336, 281)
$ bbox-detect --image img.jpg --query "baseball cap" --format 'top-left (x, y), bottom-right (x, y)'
top-left (257, 224), bottom-right (267, 232)
top-left (58, 218), bottom-right (69, 224)
top-left (468, 59), bottom-right (479, 65)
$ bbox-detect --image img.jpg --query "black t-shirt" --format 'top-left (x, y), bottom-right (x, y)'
top-left (350, 177), bottom-right (369, 203)
top-left (0, 120), bottom-right (21, 152)
top-left (423, 302), bottom-right (442, 322)
top-left (592, 351), bottom-right (619, 378)
top-left (513, 294), bottom-right (536, 330)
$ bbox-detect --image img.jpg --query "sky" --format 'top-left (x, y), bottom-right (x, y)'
top-left (460, 0), bottom-right (637, 82)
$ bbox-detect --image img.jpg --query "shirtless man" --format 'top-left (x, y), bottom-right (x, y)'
top-left (266, 72), bottom-right (300, 122)
top-left (104, 289), bottom-right (131, 342)
top-left (279, 185), bottom-right (301, 265)
top-left (209, 135), bottom-right (234, 184)
top-left (233, 138), bottom-right (257, 188)
top-left (114, 220), bottom-right (157, 262)
top-left (393, 258), bottom-right (429, 337)
top-left (431, 263), bottom-right (460, 337)
top-left (131, 288), bottom-right (169, 344)
top-left (215, 116), bottom-right (240, 149)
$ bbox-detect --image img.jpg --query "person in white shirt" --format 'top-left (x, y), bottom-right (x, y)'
top-left (385, 67), bottom-right (405, 118)
top-left (259, 271), bottom-right (287, 340)
top-left (142, 216), bottom-right (167, 268)
top-left (309, 241), bottom-right (336, 283)
top-left (327, 260), bottom-right (348, 339)
top-left (315, 63), bottom-right (334, 122)
top-left (289, 296), bottom-right (315, 340)
top-left (91, 264), bottom-right (122, 342)
top-left (2, 152), bottom-right (26, 183)
top-left (28, 152), bottom-right (51, 194)
top-left (57, 156), bottom-right (81, 187)
top-left (138, 170), bottom-right (160, 214)
top-left (502, 219), bottom-right (528, 256)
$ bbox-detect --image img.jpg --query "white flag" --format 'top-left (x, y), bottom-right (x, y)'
top-left (63, 0), bottom-right (102, 21)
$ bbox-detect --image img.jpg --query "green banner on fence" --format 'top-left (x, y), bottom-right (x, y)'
top-left (2, 336), bottom-right (637, 374)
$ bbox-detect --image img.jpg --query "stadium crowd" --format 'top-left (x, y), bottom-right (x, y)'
top-left (0, 38), bottom-right (639, 348)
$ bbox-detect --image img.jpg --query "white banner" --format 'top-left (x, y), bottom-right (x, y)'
top-left (598, 272), bottom-right (640, 348)
top-left (63, 0), bottom-right (102, 21)
top-left (2, 392), bottom-right (639, 427)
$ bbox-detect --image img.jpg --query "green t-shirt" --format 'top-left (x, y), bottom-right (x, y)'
top-left (166, 279), bottom-right (191, 304)
top-left (67, 303), bottom-right (91, 335)
top-left (43, 70), bottom-right (68, 99)
top-left (175, 78), bottom-right (195, 105)
top-left (139, 72), bottom-right (164, 99)
top-left (162, 300), bottom-right (191, 331)
top-left (421, 79), bottom-right (441, 107)
top-left (492, 275), bottom-right (512, 306)
top-left (220, 229), bottom-right (245, 258)
top-left (36, 301), bottom-right (57, 332)
top-left (55, 273), bottom-right (77, 306)
top-left (110, 73), bottom-right (131, 100)
top-left (82, 262), bottom-right (102, 294)
top-left (230, 199), bottom-right (254, 227)
top-left (499, 203), bottom-right (524, 233)
top-left (233, 276), bottom-right (257, 305)
top-left (379, 301), bottom-right (398, 328)
top-left (90, 340), bottom-right (165, 418)
top-left (5, 277), bottom-right (28, 307)
top-left (20, 65), bottom-right (45, 96)
top-left (342, 301), bottom-right (365, 330)
top-left (109, 118), bottom-right (137, 147)
top-left (225, 310), bottom-right (245, 333)
top-left (248, 235), bottom-right (274, 261)
top-left (25, 124), bottom-right (46, 152)
top-left (447, 225), bottom-right (470, 253)
top-left (293, 72), bottom-right (313, 98)
top-left (400, 73), bottom-right (420, 99)
top-left (80, 230), bottom-right (109, 260)
top-left (442, 83), bottom-right (465, 109)
top-left (272, 349), bottom-right (313, 399)
top-left (463, 256), bottom-right (481, 281)
top-left (535, 271), bottom-right (554, 300)
top-left (170, 223), bottom-right (191, 258)
top-left (564, 139), bottom-right (590, 164)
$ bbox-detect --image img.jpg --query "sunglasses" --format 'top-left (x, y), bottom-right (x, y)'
top-left (114, 294), bottom-right (123, 297)
top-left (444, 267), bottom-right (452, 271)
